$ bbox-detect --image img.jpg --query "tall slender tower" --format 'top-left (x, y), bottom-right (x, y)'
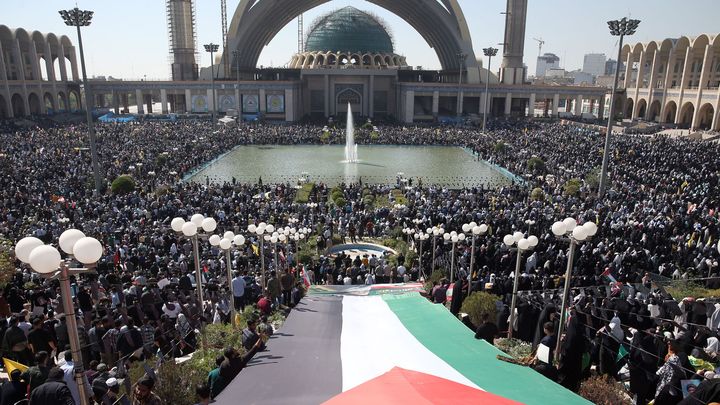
top-left (166, 0), bottom-right (198, 81)
top-left (500, 0), bottom-right (528, 85)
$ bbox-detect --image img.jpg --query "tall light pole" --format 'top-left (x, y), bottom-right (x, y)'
top-left (456, 52), bottom-right (466, 118)
top-left (598, 17), bottom-right (640, 197)
top-left (248, 222), bottom-right (275, 290)
top-left (59, 8), bottom-right (102, 195)
top-left (551, 219), bottom-right (598, 359)
top-left (209, 231), bottom-right (245, 326)
top-left (426, 226), bottom-right (444, 273)
top-left (16, 230), bottom-right (104, 405)
top-left (503, 231), bottom-right (538, 338)
top-left (482, 47), bottom-right (498, 133)
top-left (204, 43), bottom-right (219, 130)
top-left (462, 222), bottom-right (488, 294)
top-left (413, 231), bottom-right (430, 280)
top-left (171, 214), bottom-right (218, 349)
top-left (443, 231), bottom-right (466, 283)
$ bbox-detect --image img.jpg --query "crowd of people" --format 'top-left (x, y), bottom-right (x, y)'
top-left (0, 116), bottom-right (718, 404)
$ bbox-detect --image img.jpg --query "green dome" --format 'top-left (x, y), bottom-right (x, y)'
top-left (305, 7), bottom-right (394, 54)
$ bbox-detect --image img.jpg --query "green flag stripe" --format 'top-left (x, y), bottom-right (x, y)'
top-left (382, 294), bottom-right (591, 405)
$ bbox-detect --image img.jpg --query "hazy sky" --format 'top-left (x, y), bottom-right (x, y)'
top-left (4, 0), bottom-right (718, 80)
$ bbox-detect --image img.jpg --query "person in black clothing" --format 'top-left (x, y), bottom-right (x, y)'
top-left (29, 367), bottom-right (74, 405)
top-left (557, 308), bottom-right (586, 392)
top-left (219, 335), bottom-right (266, 383)
top-left (474, 312), bottom-right (499, 344)
top-left (0, 369), bottom-right (27, 405)
top-left (28, 317), bottom-right (56, 355)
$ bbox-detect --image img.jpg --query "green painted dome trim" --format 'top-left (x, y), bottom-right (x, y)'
top-left (305, 6), bottom-right (394, 54)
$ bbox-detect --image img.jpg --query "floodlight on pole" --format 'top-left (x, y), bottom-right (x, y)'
top-left (59, 7), bottom-right (102, 195)
top-left (598, 17), bottom-right (640, 197)
top-left (482, 47), bottom-right (498, 133)
top-left (204, 43), bottom-right (220, 131)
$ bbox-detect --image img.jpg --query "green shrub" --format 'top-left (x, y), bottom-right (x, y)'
top-left (495, 338), bottom-right (533, 358)
top-left (530, 187), bottom-right (545, 201)
top-left (320, 130), bottom-right (331, 143)
top-left (493, 141), bottom-right (507, 153)
top-left (334, 197), bottom-right (347, 208)
top-left (370, 131), bottom-right (380, 141)
top-left (0, 239), bottom-right (15, 289)
top-left (563, 178), bottom-right (582, 197)
top-left (527, 157), bottom-right (546, 174)
top-left (585, 166), bottom-right (601, 190)
top-left (111, 175), bottom-right (135, 195)
top-left (294, 182), bottom-right (315, 203)
top-left (460, 291), bottom-right (500, 328)
top-left (155, 153), bottom-right (168, 168)
top-left (663, 280), bottom-right (720, 300)
top-left (578, 375), bottom-right (630, 405)
top-left (424, 269), bottom-right (446, 292)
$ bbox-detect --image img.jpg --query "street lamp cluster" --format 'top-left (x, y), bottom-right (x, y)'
top-left (16, 229), bottom-right (104, 405)
top-left (59, 7), bottom-right (102, 195)
top-left (551, 218), bottom-right (598, 356)
top-left (599, 17), bottom-right (641, 197)
top-left (209, 230), bottom-right (245, 325)
top-left (503, 231), bottom-right (538, 338)
top-left (204, 43), bottom-right (220, 131)
top-left (443, 231), bottom-right (466, 283)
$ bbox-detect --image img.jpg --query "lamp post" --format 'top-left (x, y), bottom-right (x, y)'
top-left (204, 43), bottom-right (220, 130)
top-left (171, 214), bottom-right (217, 348)
top-left (248, 222), bottom-right (275, 289)
top-left (443, 231), bottom-right (466, 283)
top-left (59, 8), bottom-right (102, 195)
top-left (16, 230), bottom-right (104, 405)
top-left (457, 52), bottom-right (467, 118)
top-left (462, 222), bottom-right (488, 294)
top-left (503, 231), bottom-right (538, 338)
top-left (551, 218), bottom-right (598, 358)
top-left (598, 17), bottom-right (640, 197)
top-left (209, 231), bottom-right (245, 326)
top-left (482, 47), bottom-right (498, 133)
top-left (427, 226), bottom-right (444, 273)
top-left (413, 231), bottom-right (430, 280)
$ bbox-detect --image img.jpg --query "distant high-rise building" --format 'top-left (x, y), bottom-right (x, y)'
top-left (605, 59), bottom-right (619, 76)
top-left (536, 53), bottom-right (560, 77)
top-left (582, 53), bottom-right (606, 77)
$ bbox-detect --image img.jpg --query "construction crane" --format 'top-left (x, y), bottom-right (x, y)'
top-left (221, 0), bottom-right (228, 78)
top-left (298, 14), bottom-right (304, 53)
top-left (533, 37), bottom-right (545, 57)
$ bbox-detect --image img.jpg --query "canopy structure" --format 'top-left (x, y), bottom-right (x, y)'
top-left (215, 288), bottom-right (590, 405)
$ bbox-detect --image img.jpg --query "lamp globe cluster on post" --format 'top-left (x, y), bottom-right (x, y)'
top-left (427, 225), bottom-right (445, 273)
top-left (462, 222), bottom-right (489, 294)
top-left (551, 217), bottom-right (598, 357)
top-left (209, 229), bottom-right (245, 326)
top-left (443, 230), bottom-right (466, 283)
top-left (412, 230), bottom-right (430, 279)
top-left (503, 230), bottom-right (538, 338)
top-left (247, 222), bottom-right (276, 289)
top-left (16, 229), bottom-right (103, 405)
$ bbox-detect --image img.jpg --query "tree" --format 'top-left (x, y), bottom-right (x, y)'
top-left (563, 178), bottom-right (582, 197)
top-left (527, 157), bottom-right (546, 174)
top-left (111, 175), bottom-right (136, 195)
top-left (493, 141), bottom-right (507, 153)
top-left (530, 187), bottom-right (545, 201)
top-left (584, 166), bottom-right (601, 190)
top-left (461, 292), bottom-right (500, 328)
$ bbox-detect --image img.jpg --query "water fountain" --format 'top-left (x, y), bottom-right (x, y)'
top-left (344, 102), bottom-right (359, 163)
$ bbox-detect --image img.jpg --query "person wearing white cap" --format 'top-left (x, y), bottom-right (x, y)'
top-left (105, 377), bottom-right (131, 405)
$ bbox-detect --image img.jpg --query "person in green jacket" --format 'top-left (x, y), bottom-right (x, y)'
top-left (207, 355), bottom-right (227, 399)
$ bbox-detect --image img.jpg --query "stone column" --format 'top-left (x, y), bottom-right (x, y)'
top-left (43, 41), bottom-right (56, 82)
top-left (623, 51), bottom-right (633, 88)
top-left (28, 44), bottom-right (41, 82)
top-left (432, 90), bottom-right (439, 117)
top-left (285, 88), bottom-right (294, 121)
top-left (500, 0), bottom-right (528, 84)
top-left (206, 88), bottom-right (214, 113)
top-left (575, 94), bottom-right (583, 116)
top-left (369, 74), bottom-right (375, 118)
top-left (552, 93), bottom-right (559, 117)
top-left (504, 92), bottom-right (512, 116)
top-left (691, 44), bottom-right (713, 130)
top-left (528, 93), bottom-right (535, 117)
top-left (646, 50), bottom-right (660, 119)
top-left (185, 89), bottom-right (192, 113)
top-left (69, 51), bottom-right (79, 82)
top-left (259, 89), bottom-right (266, 113)
top-left (112, 90), bottom-right (119, 114)
top-left (324, 74), bottom-right (329, 117)
top-left (598, 96), bottom-right (605, 120)
top-left (235, 87), bottom-right (240, 112)
top-left (675, 47), bottom-right (693, 124)
top-left (404, 90), bottom-right (414, 123)
top-left (161, 89), bottom-right (168, 114)
top-left (135, 89), bottom-right (144, 114)
top-left (58, 44), bottom-right (68, 82)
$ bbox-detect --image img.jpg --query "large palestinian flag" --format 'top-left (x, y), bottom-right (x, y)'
top-left (215, 285), bottom-right (590, 405)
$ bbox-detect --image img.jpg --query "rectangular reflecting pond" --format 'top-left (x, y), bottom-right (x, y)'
top-left (186, 145), bottom-right (517, 187)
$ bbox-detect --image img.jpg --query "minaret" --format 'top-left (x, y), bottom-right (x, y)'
top-left (166, 0), bottom-right (198, 81)
top-left (500, 0), bottom-right (528, 85)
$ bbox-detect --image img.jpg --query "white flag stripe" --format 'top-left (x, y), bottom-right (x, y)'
top-left (340, 295), bottom-right (479, 392)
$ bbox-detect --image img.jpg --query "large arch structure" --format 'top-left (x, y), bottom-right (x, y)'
top-left (226, 0), bottom-right (481, 82)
